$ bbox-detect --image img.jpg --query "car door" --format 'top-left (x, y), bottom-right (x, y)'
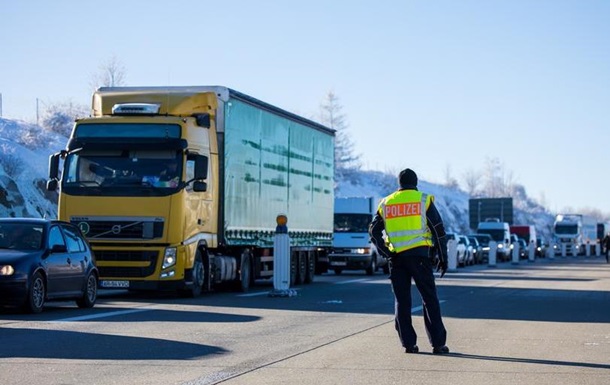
top-left (44, 225), bottom-right (72, 296)
top-left (60, 224), bottom-right (88, 294)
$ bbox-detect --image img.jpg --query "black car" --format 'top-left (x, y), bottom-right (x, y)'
top-left (0, 218), bottom-right (98, 313)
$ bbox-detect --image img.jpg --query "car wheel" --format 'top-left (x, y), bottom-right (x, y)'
top-left (77, 272), bottom-right (98, 308)
top-left (25, 271), bottom-right (45, 314)
top-left (334, 268), bottom-right (343, 275)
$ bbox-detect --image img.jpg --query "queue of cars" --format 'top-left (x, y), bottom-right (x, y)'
top-left (445, 231), bottom-right (546, 266)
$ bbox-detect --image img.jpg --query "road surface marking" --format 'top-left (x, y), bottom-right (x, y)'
top-left (237, 288), bottom-right (301, 297)
top-left (50, 308), bottom-right (150, 322)
top-left (335, 278), bottom-right (369, 284)
top-left (411, 300), bottom-right (446, 314)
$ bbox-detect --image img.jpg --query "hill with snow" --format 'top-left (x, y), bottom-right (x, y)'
top-left (0, 117), bottom-right (555, 239)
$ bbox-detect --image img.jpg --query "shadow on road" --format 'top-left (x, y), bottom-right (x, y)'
top-left (0, 328), bottom-right (228, 360)
top-left (445, 352), bottom-right (610, 370)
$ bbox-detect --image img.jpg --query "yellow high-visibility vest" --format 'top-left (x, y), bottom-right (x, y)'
top-left (378, 190), bottom-right (433, 253)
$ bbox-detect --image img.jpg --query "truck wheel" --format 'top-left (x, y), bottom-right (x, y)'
top-left (382, 264), bottom-right (390, 274)
top-left (179, 251), bottom-right (204, 298)
top-left (366, 255), bottom-right (377, 275)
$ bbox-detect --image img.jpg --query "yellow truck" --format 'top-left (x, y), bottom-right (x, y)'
top-left (47, 86), bottom-right (335, 296)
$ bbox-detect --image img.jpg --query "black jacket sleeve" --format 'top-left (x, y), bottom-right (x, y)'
top-left (369, 211), bottom-right (393, 259)
top-left (426, 200), bottom-right (448, 263)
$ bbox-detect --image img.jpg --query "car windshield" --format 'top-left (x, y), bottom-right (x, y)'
top-left (472, 235), bottom-right (491, 245)
top-left (0, 223), bottom-right (44, 250)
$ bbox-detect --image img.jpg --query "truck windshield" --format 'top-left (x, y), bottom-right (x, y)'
top-left (334, 214), bottom-right (372, 233)
top-left (62, 149), bottom-right (183, 196)
top-left (555, 224), bottom-right (578, 234)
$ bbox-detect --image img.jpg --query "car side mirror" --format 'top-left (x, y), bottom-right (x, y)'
top-left (50, 244), bottom-right (68, 253)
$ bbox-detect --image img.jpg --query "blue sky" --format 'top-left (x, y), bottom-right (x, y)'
top-left (2, 0), bottom-right (609, 215)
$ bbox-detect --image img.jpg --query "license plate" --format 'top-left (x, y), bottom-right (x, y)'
top-left (100, 280), bottom-right (130, 288)
top-left (330, 261), bottom-right (347, 266)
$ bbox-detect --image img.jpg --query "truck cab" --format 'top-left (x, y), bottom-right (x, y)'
top-left (477, 219), bottom-right (511, 261)
top-left (328, 197), bottom-right (388, 275)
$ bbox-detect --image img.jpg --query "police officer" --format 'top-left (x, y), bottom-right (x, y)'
top-left (369, 168), bottom-right (450, 355)
top-left (603, 232), bottom-right (610, 263)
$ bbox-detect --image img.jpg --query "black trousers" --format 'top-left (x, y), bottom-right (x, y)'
top-left (389, 253), bottom-right (447, 348)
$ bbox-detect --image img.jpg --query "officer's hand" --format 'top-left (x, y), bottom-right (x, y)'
top-left (436, 259), bottom-right (448, 278)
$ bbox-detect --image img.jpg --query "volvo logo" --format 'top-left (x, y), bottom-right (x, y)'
top-left (111, 225), bottom-right (122, 234)
top-left (77, 222), bottom-right (90, 235)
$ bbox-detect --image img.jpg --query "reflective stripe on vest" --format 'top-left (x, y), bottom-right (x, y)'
top-left (378, 191), bottom-right (433, 253)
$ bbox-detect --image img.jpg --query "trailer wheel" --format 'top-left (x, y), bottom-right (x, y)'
top-left (304, 250), bottom-right (315, 284)
top-left (290, 251), bottom-right (298, 286)
top-left (296, 251), bottom-right (307, 285)
top-left (234, 249), bottom-right (252, 292)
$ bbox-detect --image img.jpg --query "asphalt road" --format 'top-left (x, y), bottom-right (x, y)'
top-left (1, 256), bottom-right (609, 385)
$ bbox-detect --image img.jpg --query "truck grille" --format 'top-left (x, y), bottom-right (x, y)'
top-left (96, 250), bottom-right (158, 278)
top-left (72, 219), bottom-right (164, 240)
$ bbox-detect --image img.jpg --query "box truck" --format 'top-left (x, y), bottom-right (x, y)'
top-left (328, 197), bottom-right (388, 275)
top-left (47, 86), bottom-right (335, 296)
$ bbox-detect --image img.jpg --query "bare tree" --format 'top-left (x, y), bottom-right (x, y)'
top-left (443, 163), bottom-right (459, 189)
top-left (41, 101), bottom-right (89, 137)
top-left (90, 55), bottom-right (127, 90)
top-left (482, 157), bottom-right (515, 197)
top-left (463, 168), bottom-right (482, 196)
top-left (319, 91), bottom-right (360, 179)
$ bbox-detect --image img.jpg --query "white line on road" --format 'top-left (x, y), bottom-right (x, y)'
top-left (335, 278), bottom-right (370, 284)
top-left (237, 288), bottom-right (301, 297)
top-left (411, 300), bottom-right (446, 314)
top-left (50, 308), bottom-right (150, 323)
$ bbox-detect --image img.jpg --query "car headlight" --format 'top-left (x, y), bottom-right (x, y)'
top-left (0, 265), bottom-right (15, 276)
top-left (162, 247), bottom-right (177, 269)
top-left (350, 248), bottom-right (369, 254)
top-left (498, 244), bottom-right (503, 249)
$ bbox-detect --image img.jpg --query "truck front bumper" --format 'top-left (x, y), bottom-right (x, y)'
top-left (328, 253), bottom-right (373, 270)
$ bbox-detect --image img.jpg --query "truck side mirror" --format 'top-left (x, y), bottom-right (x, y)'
top-left (47, 153), bottom-right (60, 191)
top-left (193, 181), bottom-right (207, 192)
top-left (195, 113), bottom-right (211, 128)
top-left (195, 155), bottom-right (208, 180)
top-left (46, 179), bottom-right (58, 192)
top-left (48, 153), bottom-right (59, 180)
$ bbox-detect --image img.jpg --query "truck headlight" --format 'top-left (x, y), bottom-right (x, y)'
top-left (0, 265), bottom-right (14, 276)
top-left (162, 247), bottom-right (177, 269)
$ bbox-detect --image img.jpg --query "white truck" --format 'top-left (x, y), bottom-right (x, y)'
top-left (477, 219), bottom-right (511, 261)
top-left (553, 214), bottom-right (583, 255)
top-left (328, 197), bottom-right (388, 275)
top-left (553, 214), bottom-right (598, 255)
